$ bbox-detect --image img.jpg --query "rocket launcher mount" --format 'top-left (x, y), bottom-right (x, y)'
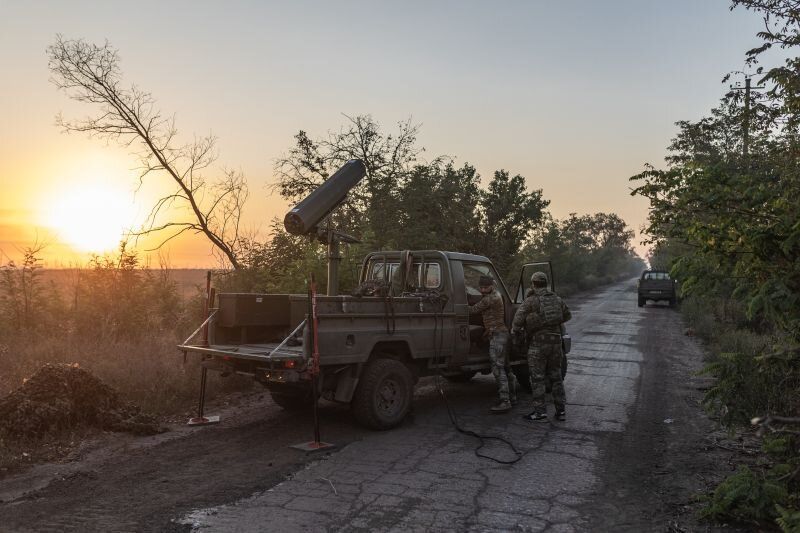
top-left (283, 159), bottom-right (367, 296)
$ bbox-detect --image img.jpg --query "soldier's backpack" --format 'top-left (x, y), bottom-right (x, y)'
top-left (525, 290), bottom-right (564, 332)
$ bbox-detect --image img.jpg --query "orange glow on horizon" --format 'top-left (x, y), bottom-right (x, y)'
top-left (41, 182), bottom-right (137, 254)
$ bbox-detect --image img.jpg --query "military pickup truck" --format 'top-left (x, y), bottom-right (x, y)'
top-left (180, 251), bottom-right (570, 429)
top-left (637, 269), bottom-right (678, 307)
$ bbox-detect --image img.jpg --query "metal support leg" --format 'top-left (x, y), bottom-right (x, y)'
top-left (290, 273), bottom-right (334, 452)
top-left (188, 366), bottom-right (220, 426)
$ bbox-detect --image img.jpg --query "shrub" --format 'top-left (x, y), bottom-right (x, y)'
top-left (701, 466), bottom-right (788, 524)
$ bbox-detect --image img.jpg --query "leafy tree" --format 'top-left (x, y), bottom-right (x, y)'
top-left (630, 2), bottom-right (800, 526)
top-left (390, 161), bottom-right (483, 252)
top-left (274, 115), bottom-right (422, 248)
top-left (216, 219), bottom-right (327, 294)
top-left (520, 213), bottom-right (643, 294)
top-left (480, 170), bottom-right (549, 277)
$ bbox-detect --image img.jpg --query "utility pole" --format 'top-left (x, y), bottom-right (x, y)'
top-left (743, 76), bottom-right (752, 161)
top-left (732, 74), bottom-right (765, 166)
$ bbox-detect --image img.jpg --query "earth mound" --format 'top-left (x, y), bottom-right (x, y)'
top-left (0, 363), bottom-right (162, 440)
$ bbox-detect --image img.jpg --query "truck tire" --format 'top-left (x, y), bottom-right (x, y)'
top-left (668, 297), bottom-right (676, 308)
top-left (637, 296), bottom-right (645, 307)
top-left (352, 358), bottom-right (413, 430)
top-left (269, 387), bottom-right (315, 412)
top-left (445, 371), bottom-right (477, 383)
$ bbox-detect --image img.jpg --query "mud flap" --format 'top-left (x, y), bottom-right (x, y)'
top-left (334, 366), bottom-right (360, 402)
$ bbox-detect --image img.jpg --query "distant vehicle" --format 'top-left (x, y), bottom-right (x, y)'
top-left (637, 270), bottom-right (677, 307)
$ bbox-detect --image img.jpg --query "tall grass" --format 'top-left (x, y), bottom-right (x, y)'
top-left (0, 246), bottom-right (253, 415)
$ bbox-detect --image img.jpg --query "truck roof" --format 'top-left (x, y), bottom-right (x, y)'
top-left (364, 250), bottom-right (491, 263)
top-left (443, 251), bottom-right (491, 262)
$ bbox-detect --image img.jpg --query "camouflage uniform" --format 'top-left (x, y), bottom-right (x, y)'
top-left (512, 285), bottom-right (571, 414)
top-left (470, 289), bottom-right (518, 404)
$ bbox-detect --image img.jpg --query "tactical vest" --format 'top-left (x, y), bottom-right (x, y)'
top-left (525, 290), bottom-right (564, 332)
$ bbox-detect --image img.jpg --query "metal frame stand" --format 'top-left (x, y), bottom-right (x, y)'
top-left (291, 273), bottom-right (334, 452)
top-left (188, 272), bottom-right (220, 426)
top-left (188, 366), bottom-right (220, 425)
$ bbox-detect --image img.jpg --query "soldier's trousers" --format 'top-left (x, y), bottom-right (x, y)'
top-left (489, 332), bottom-right (517, 403)
top-left (527, 340), bottom-right (566, 412)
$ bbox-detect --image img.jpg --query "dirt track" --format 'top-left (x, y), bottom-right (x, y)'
top-left (0, 280), bottom-right (741, 532)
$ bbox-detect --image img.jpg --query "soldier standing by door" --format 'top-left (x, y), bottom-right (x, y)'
top-left (512, 271), bottom-right (571, 422)
top-left (470, 275), bottom-right (518, 413)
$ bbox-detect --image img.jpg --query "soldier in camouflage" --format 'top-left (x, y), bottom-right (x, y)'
top-left (512, 271), bottom-right (571, 422)
top-left (470, 275), bottom-right (518, 413)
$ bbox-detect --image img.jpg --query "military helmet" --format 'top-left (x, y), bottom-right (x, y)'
top-left (530, 271), bottom-right (548, 285)
top-left (478, 275), bottom-right (494, 287)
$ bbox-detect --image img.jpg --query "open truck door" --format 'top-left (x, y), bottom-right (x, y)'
top-left (511, 260), bottom-right (570, 392)
top-left (515, 261), bottom-right (555, 302)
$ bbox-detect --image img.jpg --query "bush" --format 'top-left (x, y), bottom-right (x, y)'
top-left (702, 465), bottom-right (788, 524)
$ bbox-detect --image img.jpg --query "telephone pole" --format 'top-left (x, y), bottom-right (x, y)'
top-left (732, 74), bottom-right (765, 166)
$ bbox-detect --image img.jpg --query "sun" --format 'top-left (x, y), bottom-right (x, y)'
top-left (45, 185), bottom-right (136, 253)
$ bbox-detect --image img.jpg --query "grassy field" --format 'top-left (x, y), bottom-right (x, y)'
top-left (0, 266), bottom-right (251, 414)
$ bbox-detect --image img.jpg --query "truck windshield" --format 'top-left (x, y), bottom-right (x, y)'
top-left (643, 271), bottom-right (671, 280)
top-left (367, 261), bottom-right (442, 289)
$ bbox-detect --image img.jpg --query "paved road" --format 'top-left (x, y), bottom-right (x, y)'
top-left (2, 279), bottom-right (721, 532)
top-left (177, 280), bottom-right (707, 532)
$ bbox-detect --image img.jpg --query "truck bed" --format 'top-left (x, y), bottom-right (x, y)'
top-left (179, 342), bottom-right (305, 363)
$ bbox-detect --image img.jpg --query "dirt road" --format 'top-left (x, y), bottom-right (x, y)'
top-left (0, 280), bottom-right (737, 532)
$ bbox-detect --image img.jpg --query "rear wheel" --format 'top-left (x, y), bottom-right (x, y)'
top-left (668, 297), bottom-right (676, 307)
top-left (638, 296), bottom-right (645, 307)
top-left (352, 358), bottom-right (414, 430)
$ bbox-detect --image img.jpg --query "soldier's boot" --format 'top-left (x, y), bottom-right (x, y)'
top-left (555, 409), bottom-right (566, 421)
top-left (490, 400), bottom-right (512, 413)
top-left (522, 410), bottom-right (548, 422)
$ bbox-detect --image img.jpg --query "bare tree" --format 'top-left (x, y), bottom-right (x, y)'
top-left (48, 35), bottom-right (247, 269)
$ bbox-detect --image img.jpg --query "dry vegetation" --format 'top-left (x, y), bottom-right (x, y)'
top-left (0, 246), bottom-right (253, 420)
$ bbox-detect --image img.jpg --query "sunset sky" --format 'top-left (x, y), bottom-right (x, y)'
top-left (0, 1), bottom-right (768, 267)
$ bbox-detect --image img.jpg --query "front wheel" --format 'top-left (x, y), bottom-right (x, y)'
top-left (352, 359), bottom-right (414, 430)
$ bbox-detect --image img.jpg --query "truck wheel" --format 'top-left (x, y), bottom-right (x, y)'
top-left (512, 365), bottom-right (532, 393)
top-left (637, 296), bottom-right (645, 307)
top-left (352, 359), bottom-right (413, 430)
top-left (268, 387), bottom-right (315, 412)
top-left (668, 298), bottom-right (676, 308)
top-left (445, 371), bottom-right (477, 383)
